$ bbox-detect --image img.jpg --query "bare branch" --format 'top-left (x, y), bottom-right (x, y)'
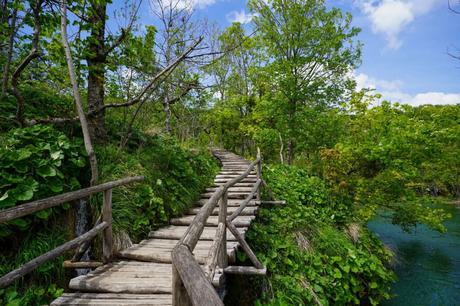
top-left (97, 36), bottom-right (204, 112)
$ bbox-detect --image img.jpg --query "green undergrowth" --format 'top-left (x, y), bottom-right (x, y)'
top-left (96, 135), bottom-right (219, 241)
top-left (0, 124), bottom-right (219, 305)
top-left (0, 125), bottom-right (86, 305)
top-left (245, 165), bottom-right (395, 305)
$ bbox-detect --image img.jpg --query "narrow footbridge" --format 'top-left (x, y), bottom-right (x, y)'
top-left (0, 149), bottom-right (283, 305)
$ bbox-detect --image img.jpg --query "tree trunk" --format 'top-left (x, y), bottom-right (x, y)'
top-left (60, 0), bottom-right (98, 186)
top-left (1, 8), bottom-right (17, 97)
top-left (86, 2), bottom-right (107, 141)
top-left (164, 87), bottom-right (172, 134)
top-left (12, 0), bottom-right (42, 126)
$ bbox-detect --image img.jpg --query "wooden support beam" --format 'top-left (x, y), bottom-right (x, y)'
top-left (226, 220), bottom-right (264, 269)
top-left (256, 148), bottom-right (261, 201)
top-left (260, 200), bottom-right (286, 205)
top-left (0, 176), bottom-right (144, 224)
top-left (217, 192), bottom-right (228, 274)
top-left (102, 189), bottom-right (113, 263)
top-left (0, 222), bottom-right (108, 288)
top-left (203, 223), bottom-right (225, 279)
top-left (224, 266), bottom-right (267, 276)
top-left (172, 261), bottom-right (192, 306)
top-left (63, 260), bottom-right (103, 269)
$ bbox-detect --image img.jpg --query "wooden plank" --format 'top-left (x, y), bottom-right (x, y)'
top-left (0, 176), bottom-right (144, 224)
top-left (170, 215), bottom-right (254, 227)
top-left (201, 192), bottom-right (255, 199)
top-left (188, 206), bottom-right (257, 216)
top-left (0, 222), bottom-right (108, 288)
top-left (149, 226), bottom-right (247, 241)
top-left (117, 245), bottom-right (237, 264)
top-left (195, 199), bottom-right (257, 207)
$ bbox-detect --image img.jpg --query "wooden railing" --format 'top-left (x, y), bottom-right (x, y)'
top-left (0, 176), bottom-right (144, 288)
top-left (171, 150), bottom-right (267, 306)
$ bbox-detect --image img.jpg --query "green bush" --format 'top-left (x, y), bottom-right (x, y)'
top-left (247, 165), bottom-right (395, 305)
top-left (0, 125), bottom-right (87, 238)
top-left (97, 135), bottom-right (219, 240)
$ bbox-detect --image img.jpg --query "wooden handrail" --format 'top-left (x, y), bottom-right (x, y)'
top-left (0, 176), bottom-right (144, 224)
top-left (227, 179), bottom-right (262, 222)
top-left (0, 221), bottom-right (108, 288)
top-left (0, 176), bottom-right (144, 288)
top-left (172, 151), bottom-right (264, 306)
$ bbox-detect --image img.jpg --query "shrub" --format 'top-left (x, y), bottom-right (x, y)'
top-left (246, 165), bottom-right (395, 305)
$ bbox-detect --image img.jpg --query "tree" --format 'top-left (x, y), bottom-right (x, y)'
top-left (249, 0), bottom-right (361, 163)
top-left (60, 0), bottom-right (98, 186)
top-left (151, 0), bottom-right (204, 134)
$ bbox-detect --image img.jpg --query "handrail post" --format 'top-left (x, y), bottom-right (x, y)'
top-left (172, 260), bottom-right (192, 306)
top-left (256, 148), bottom-right (262, 201)
top-left (102, 189), bottom-right (113, 263)
top-left (218, 190), bottom-right (228, 272)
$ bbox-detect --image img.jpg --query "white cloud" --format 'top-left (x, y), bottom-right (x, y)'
top-left (355, 72), bottom-right (403, 92)
top-left (354, 72), bottom-right (460, 106)
top-left (356, 0), bottom-right (439, 49)
top-left (226, 10), bottom-right (256, 24)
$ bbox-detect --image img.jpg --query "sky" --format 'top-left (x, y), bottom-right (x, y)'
top-left (124, 0), bottom-right (460, 106)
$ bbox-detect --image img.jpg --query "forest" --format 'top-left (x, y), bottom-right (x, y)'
top-left (0, 0), bottom-right (459, 305)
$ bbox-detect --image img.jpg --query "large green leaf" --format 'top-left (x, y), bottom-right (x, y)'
top-left (37, 165), bottom-right (57, 178)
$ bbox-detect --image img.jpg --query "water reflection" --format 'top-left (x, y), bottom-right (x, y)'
top-left (368, 204), bottom-right (460, 306)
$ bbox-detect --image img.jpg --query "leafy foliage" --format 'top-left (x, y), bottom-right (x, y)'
top-left (0, 125), bottom-right (86, 237)
top-left (246, 165), bottom-right (395, 305)
top-left (97, 134), bottom-right (219, 240)
top-left (0, 226), bottom-right (67, 306)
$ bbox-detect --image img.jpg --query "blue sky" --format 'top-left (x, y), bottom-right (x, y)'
top-left (122, 0), bottom-right (460, 106)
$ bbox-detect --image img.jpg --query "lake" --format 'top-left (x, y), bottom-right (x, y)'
top-left (368, 203), bottom-right (460, 306)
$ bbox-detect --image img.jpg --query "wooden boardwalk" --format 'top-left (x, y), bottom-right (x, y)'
top-left (51, 150), bottom-right (261, 306)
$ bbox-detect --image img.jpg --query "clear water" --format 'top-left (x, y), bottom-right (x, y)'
top-left (368, 203), bottom-right (460, 306)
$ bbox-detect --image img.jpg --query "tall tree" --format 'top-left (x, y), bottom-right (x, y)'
top-left (249, 0), bottom-right (361, 164)
top-left (60, 0), bottom-right (98, 186)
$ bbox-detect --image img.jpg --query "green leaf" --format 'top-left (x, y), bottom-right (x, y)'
top-left (37, 165), bottom-right (57, 178)
top-left (9, 218), bottom-right (31, 230)
top-left (35, 209), bottom-right (51, 220)
top-left (0, 191), bottom-right (9, 201)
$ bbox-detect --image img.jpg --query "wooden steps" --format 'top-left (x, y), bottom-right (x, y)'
top-left (52, 149), bottom-right (261, 306)
top-left (51, 293), bottom-right (172, 305)
top-left (148, 225), bottom-right (247, 240)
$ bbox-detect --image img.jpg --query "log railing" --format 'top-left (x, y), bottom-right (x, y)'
top-left (171, 150), bottom-right (267, 306)
top-left (0, 176), bottom-right (144, 288)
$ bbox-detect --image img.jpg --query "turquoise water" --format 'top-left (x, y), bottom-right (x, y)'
top-left (368, 204), bottom-right (460, 306)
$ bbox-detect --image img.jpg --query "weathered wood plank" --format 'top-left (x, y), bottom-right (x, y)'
top-left (170, 215), bottom-right (254, 227)
top-left (149, 226), bottom-right (247, 241)
top-left (188, 206), bottom-right (257, 216)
